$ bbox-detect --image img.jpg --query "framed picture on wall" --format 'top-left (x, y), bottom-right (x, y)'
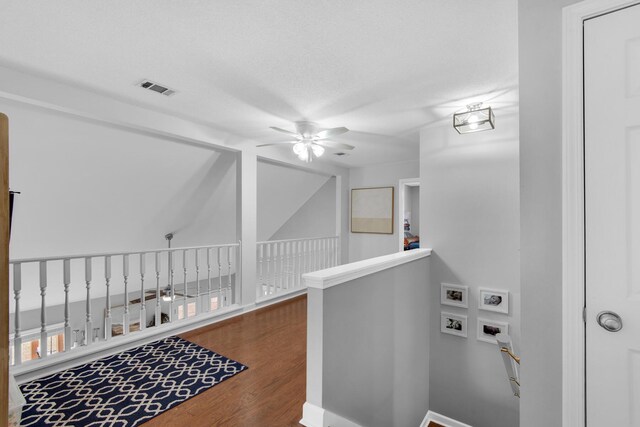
top-left (479, 288), bottom-right (509, 314)
top-left (477, 318), bottom-right (509, 344)
top-left (440, 283), bottom-right (469, 308)
top-left (351, 187), bottom-right (394, 234)
top-left (441, 312), bottom-right (467, 338)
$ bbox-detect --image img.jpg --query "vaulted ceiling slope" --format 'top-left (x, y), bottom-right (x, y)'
top-left (0, 1), bottom-right (518, 167)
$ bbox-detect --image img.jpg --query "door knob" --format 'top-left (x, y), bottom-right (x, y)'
top-left (597, 311), bottom-right (623, 332)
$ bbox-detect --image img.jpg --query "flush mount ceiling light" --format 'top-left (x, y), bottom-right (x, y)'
top-left (256, 121), bottom-right (355, 163)
top-left (453, 103), bottom-right (495, 134)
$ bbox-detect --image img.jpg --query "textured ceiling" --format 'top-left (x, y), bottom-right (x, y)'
top-left (0, 0), bottom-right (518, 167)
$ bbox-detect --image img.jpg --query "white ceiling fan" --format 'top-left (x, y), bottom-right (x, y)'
top-left (257, 121), bottom-right (355, 162)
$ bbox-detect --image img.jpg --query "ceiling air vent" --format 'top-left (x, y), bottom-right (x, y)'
top-left (138, 80), bottom-right (176, 96)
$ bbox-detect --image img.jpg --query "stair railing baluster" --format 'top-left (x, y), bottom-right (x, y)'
top-left (85, 257), bottom-right (93, 345)
top-left (104, 256), bottom-right (112, 341)
top-left (122, 254), bottom-right (130, 335)
top-left (182, 250), bottom-right (188, 319)
top-left (226, 246), bottom-right (232, 306)
top-left (195, 249), bottom-right (200, 315)
top-left (154, 252), bottom-right (162, 327)
top-left (13, 263), bottom-right (22, 365)
top-left (217, 247), bottom-right (223, 307)
top-left (139, 253), bottom-right (146, 331)
top-left (39, 261), bottom-right (48, 358)
top-left (63, 259), bottom-right (71, 351)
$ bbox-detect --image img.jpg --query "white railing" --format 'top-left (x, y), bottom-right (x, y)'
top-left (9, 242), bottom-right (239, 367)
top-left (256, 236), bottom-right (339, 300)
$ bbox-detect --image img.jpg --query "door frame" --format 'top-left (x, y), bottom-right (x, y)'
top-left (397, 178), bottom-right (420, 252)
top-left (562, 1), bottom-right (640, 425)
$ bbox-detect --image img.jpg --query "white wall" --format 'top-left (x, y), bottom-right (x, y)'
top-left (271, 177), bottom-right (336, 241)
top-left (348, 159), bottom-right (419, 262)
top-left (518, 1), bottom-right (579, 426)
top-left (307, 257), bottom-right (430, 427)
top-left (420, 113), bottom-right (520, 427)
top-left (4, 99), bottom-right (237, 310)
top-left (257, 160), bottom-right (332, 241)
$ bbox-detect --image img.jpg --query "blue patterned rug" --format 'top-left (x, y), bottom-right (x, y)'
top-left (19, 336), bottom-right (248, 426)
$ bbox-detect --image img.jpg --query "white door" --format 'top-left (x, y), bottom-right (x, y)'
top-left (585, 4), bottom-right (640, 426)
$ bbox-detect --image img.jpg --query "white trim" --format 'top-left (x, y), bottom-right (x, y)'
top-left (398, 177), bottom-right (421, 252)
top-left (300, 402), bottom-right (363, 427)
top-left (562, 2), bottom-right (640, 426)
top-left (420, 410), bottom-right (473, 427)
top-left (255, 287), bottom-right (307, 306)
top-left (303, 248), bottom-right (431, 290)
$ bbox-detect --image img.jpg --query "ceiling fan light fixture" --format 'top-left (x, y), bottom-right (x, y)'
top-left (297, 147), bottom-right (310, 162)
top-left (312, 144), bottom-right (325, 157)
top-left (453, 102), bottom-right (495, 134)
top-left (262, 122), bottom-right (354, 162)
top-left (293, 142), bottom-right (305, 155)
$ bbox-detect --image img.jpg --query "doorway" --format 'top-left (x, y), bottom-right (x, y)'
top-left (563, 1), bottom-right (640, 425)
top-left (398, 178), bottom-right (420, 252)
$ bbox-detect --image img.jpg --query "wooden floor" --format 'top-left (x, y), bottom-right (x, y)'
top-left (145, 295), bottom-right (307, 427)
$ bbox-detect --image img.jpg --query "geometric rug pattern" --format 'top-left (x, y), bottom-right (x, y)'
top-left (19, 336), bottom-right (248, 426)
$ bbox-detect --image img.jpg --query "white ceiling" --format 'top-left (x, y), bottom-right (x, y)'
top-left (0, 1), bottom-right (518, 167)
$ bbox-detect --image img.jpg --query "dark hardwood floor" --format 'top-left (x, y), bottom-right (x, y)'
top-left (144, 295), bottom-right (307, 427)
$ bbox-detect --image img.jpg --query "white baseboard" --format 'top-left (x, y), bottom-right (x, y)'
top-left (255, 286), bottom-right (307, 306)
top-left (420, 410), bottom-right (472, 427)
top-left (300, 402), bottom-right (363, 427)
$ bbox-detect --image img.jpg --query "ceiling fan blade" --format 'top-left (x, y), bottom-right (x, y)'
top-left (256, 141), bottom-right (296, 147)
top-left (313, 140), bottom-right (355, 150)
top-left (270, 126), bottom-right (301, 138)
top-left (314, 127), bottom-right (349, 140)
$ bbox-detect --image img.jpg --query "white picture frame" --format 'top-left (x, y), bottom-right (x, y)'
top-left (441, 312), bottom-right (467, 338)
top-left (440, 283), bottom-right (469, 308)
top-left (477, 318), bottom-right (509, 344)
top-left (478, 288), bottom-right (509, 314)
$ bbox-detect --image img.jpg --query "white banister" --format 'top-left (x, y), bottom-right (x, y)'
top-left (226, 246), bottom-right (232, 307)
top-left (195, 249), bottom-right (200, 315)
top-left (265, 243), bottom-right (272, 296)
top-left (122, 254), bottom-right (130, 335)
top-left (8, 242), bottom-right (239, 370)
top-left (217, 248), bottom-right (223, 307)
top-left (155, 252), bottom-right (162, 327)
top-left (206, 248), bottom-right (212, 312)
top-left (169, 250), bottom-right (175, 322)
top-left (104, 256), bottom-right (112, 341)
top-left (39, 261), bottom-right (48, 358)
top-left (272, 243), bottom-right (278, 294)
top-left (139, 253), bottom-right (146, 331)
top-left (182, 250), bottom-right (188, 319)
top-left (257, 244), bottom-right (264, 299)
top-left (63, 259), bottom-right (72, 350)
top-left (13, 263), bottom-right (22, 365)
top-left (256, 236), bottom-right (340, 300)
top-left (84, 257), bottom-right (93, 345)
